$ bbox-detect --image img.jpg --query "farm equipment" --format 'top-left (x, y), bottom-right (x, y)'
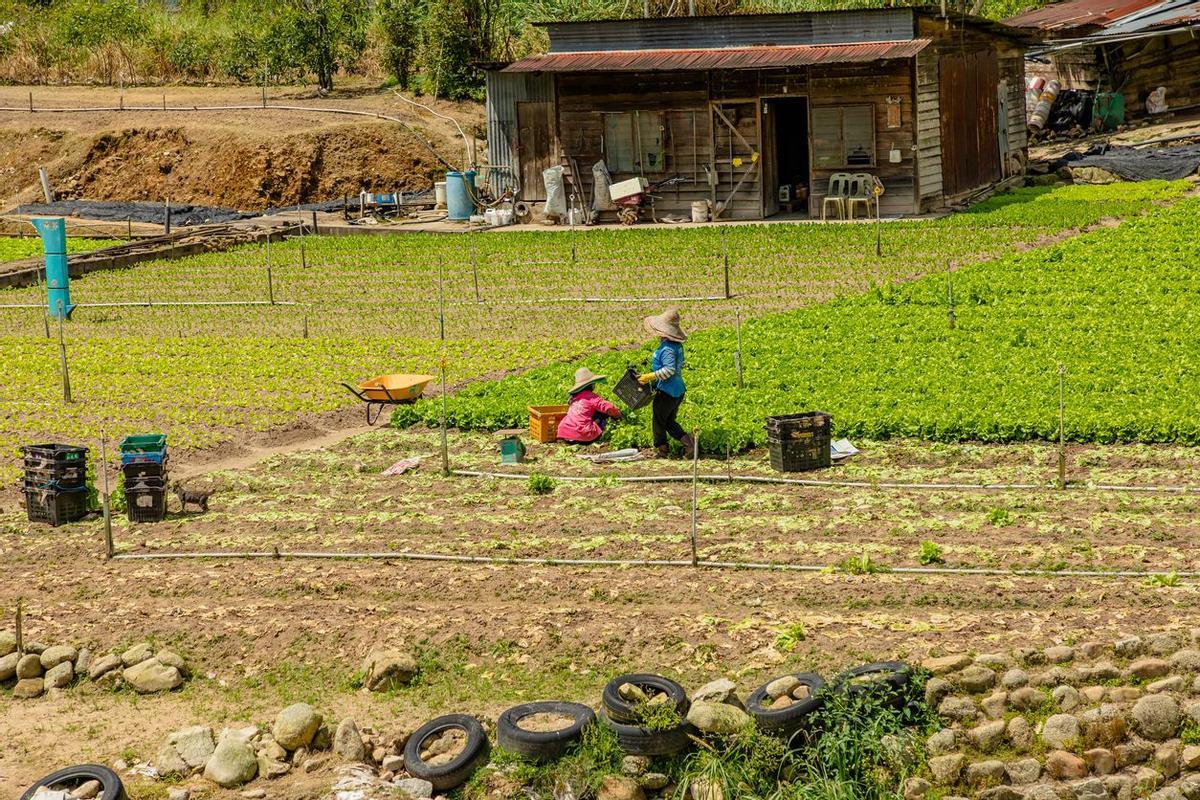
top-left (341, 373), bottom-right (435, 425)
top-left (609, 176), bottom-right (691, 225)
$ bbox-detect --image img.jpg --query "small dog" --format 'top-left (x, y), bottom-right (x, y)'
top-left (172, 482), bottom-right (213, 514)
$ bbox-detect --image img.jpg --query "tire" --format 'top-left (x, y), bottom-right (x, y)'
top-left (404, 714), bottom-right (491, 792)
top-left (497, 701), bottom-right (596, 764)
top-left (21, 765), bottom-right (125, 800)
top-left (601, 673), bottom-right (690, 724)
top-left (833, 661), bottom-right (914, 709)
top-left (746, 673), bottom-right (826, 743)
top-left (600, 710), bottom-right (693, 758)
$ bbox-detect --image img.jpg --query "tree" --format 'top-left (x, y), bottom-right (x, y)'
top-left (282, 0), bottom-right (368, 92)
top-left (419, 0), bottom-right (500, 99)
top-left (376, 0), bottom-right (423, 89)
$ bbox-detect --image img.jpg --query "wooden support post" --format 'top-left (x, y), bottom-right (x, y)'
top-left (38, 167), bottom-right (53, 203)
top-left (311, 210), bottom-right (319, 235)
top-left (100, 433), bottom-right (113, 559)
top-left (302, 314), bottom-right (309, 339)
top-left (690, 428), bottom-right (700, 567)
top-left (440, 360), bottom-right (450, 477)
top-left (126, 217), bottom-right (132, 241)
top-left (28, 91), bottom-right (33, 112)
top-left (300, 241), bottom-right (307, 269)
top-left (163, 196), bottom-right (171, 236)
top-left (1058, 364), bottom-right (1067, 489)
top-left (569, 196), bottom-right (578, 264)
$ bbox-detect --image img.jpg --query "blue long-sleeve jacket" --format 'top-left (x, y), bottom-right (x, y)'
top-left (651, 340), bottom-right (685, 398)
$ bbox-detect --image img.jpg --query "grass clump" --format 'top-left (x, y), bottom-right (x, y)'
top-left (676, 726), bottom-right (793, 800)
top-left (917, 541), bottom-right (944, 566)
top-left (466, 722), bottom-right (625, 800)
top-left (527, 472), bottom-right (557, 495)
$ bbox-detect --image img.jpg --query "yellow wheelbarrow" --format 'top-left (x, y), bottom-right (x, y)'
top-left (341, 373), bottom-right (435, 425)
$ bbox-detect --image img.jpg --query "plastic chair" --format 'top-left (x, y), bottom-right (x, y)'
top-left (846, 173), bottom-right (878, 220)
top-left (820, 173), bottom-right (851, 220)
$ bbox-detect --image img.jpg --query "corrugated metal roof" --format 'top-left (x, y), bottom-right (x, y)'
top-left (1098, 0), bottom-right (1200, 32)
top-left (1005, 0), bottom-right (1162, 30)
top-left (502, 39), bottom-right (931, 73)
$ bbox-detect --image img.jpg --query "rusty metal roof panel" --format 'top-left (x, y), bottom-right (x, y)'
top-left (1004, 0), bottom-right (1163, 30)
top-left (502, 39), bottom-right (932, 73)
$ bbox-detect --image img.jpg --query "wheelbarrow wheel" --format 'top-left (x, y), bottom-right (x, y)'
top-left (617, 206), bottom-right (640, 226)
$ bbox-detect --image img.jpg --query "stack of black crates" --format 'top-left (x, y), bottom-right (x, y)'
top-left (121, 434), bottom-right (168, 523)
top-left (22, 443), bottom-right (90, 526)
top-left (765, 411), bottom-right (832, 472)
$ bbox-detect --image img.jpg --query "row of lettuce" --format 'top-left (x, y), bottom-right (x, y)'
top-left (393, 193), bottom-right (1200, 449)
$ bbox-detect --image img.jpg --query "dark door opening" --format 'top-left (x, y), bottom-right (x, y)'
top-left (763, 97), bottom-right (810, 217)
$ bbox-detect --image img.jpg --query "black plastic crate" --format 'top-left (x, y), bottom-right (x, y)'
top-left (25, 487), bottom-right (90, 526)
top-left (613, 366), bottom-right (654, 411)
top-left (765, 411), bottom-right (832, 472)
top-left (126, 487), bottom-right (167, 523)
top-left (24, 465), bottom-right (86, 489)
top-left (123, 461), bottom-right (168, 481)
top-left (22, 445), bottom-right (88, 477)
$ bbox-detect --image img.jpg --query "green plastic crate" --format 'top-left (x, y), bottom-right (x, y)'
top-left (119, 434), bottom-right (167, 454)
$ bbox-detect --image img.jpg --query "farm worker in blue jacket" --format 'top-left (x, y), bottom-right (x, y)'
top-left (638, 308), bottom-right (695, 458)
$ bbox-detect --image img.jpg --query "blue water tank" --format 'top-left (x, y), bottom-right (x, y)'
top-left (31, 217), bottom-right (73, 319)
top-left (445, 170), bottom-right (477, 221)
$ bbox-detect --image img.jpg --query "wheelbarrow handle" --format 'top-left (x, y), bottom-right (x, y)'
top-left (340, 382), bottom-right (368, 402)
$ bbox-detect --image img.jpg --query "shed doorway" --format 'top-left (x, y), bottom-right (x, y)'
top-left (516, 101), bottom-right (554, 202)
top-left (762, 97), bottom-right (810, 217)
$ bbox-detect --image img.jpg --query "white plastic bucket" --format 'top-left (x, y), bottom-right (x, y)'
top-left (434, 181), bottom-right (448, 209)
top-left (691, 201), bottom-right (709, 223)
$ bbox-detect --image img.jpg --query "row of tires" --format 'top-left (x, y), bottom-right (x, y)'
top-left (19, 662), bottom-right (916, 799)
top-left (404, 661), bottom-right (916, 792)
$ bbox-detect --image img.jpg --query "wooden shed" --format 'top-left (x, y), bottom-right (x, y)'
top-left (484, 8), bottom-right (1030, 221)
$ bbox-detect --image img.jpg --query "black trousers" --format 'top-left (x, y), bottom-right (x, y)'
top-left (652, 391), bottom-right (686, 447)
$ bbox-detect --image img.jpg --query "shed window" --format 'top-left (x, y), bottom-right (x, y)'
top-left (603, 111), bottom-right (665, 173)
top-left (811, 105), bottom-right (875, 168)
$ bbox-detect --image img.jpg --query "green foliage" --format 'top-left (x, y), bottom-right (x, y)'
top-left (375, 0), bottom-right (423, 89)
top-left (836, 552), bottom-right (888, 575)
top-left (677, 726), bottom-right (792, 800)
top-left (630, 698), bottom-right (684, 731)
top-left (527, 472), bottom-right (556, 495)
top-left (917, 540), bottom-right (944, 566)
top-left (1181, 721), bottom-right (1200, 745)
top-left (987, 508), bottom-right (1013, 527)
top-left (467, 721), bottom-right (625, 800)
top-left (774, 622), bottom-right (807, 653)
top-left (1144, 572), bottom-right (1181, 588)
top-left (279, 0), bottom-right (369, 92)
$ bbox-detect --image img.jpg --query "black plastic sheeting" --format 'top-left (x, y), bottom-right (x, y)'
top-left (8, 199), bottom-right (347, 227)
top-left (1064, 143), bottom-right (1200, 182)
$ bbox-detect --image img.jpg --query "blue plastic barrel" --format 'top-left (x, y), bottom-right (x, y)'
top-left (445, 170), bottom-right (477, 221)
top-left (31, 217), bottom-right (73, 319)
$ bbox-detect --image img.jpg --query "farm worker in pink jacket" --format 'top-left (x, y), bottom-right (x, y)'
top-left (556, 367), bottom-right (622, 444)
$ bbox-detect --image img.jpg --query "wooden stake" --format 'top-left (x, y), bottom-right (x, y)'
top-left (15, 598), bottom-right (22, 654)
top-left (311, 210), bottom-right (319, 235)
top-left (471, 226), bottom-right (480, 303)
top-left (440, 360), bottom-right (450, 477)
top-left (947, 274), bottom-right (956, 330)
top-left (1058, 363), bottom-right (1067, 489)
top-left (722, 227), bottom-right (731, 298)
top-left (300, 241), bottom-right (307, 269)
top-left (163, 196), bottom-right (171, 236)
top-left (28, 91), bottom-right (33, 112)
top-left (303, 314), bottom-right (309, 339)
top-left (57, 312), bottom-right (71, 403)
top-left (734, 309), bottom-right (744, 389)
top-left (100, 433), bottom-right (113, 559)
top-left (437, 256), bottom-right (446, 342)
top-left (690, 428), bottom-right (700, 567)
top-left (266, 238), bottom-right (275, 305)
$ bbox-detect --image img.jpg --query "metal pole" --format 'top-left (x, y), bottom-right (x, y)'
top-left (734, 309), bottom-right (744, 389)
top-left (437, 256), bottom-right (446, 342)
top-left (1058, 364), bottom-right (1067, 489)
top-left (875, 192), bottom-right (882, 257)
top-left (266, 237), bottom-right (275, 305)
top-left (690, 428), bottom-right (700, 567)
top-left (569, 195), bottom-right (577, 264)
top-left (100, 433), bottom-right (113, 559)
top-left (57, 311), bottom-right (71, 403)
top-left (14, 598), bottom-right (22, 654)
top-left (163, 196), bottom-right (171, 236)
top-left (947, 274), bottom-right (956, 330)
top-left (722, 227), bottom-right (731, 298)
top-left (440, 360), bottom-right (450, 477)
top-left (126, 217), bottom-right (132, 241)
top-left (311, 210), bottom-right (319, 234)
top-left (300, 241), bottom-right (306, 269)
top-left (471, 225), bottom-right (480, 303)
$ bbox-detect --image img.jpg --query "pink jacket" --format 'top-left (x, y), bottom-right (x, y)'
top-left (556, 389), bottom-right (621, 443)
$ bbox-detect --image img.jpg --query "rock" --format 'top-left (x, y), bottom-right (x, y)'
top-left (1105, 776), bottom-right (1134, 800)
top-left (687, 700), bottom-right (751, 734)
top-left (904, 777), bottom-right (931, 800)
top-left (1054, 685), bottom-right (1081, 712)
top-left (1006, 758), bottom-right (1041, 785)
top-left (1079, 663), bottom-right (1120, 682)
top-left (0, 631), bottom-right (15, 657)
top-left (599, 776), bottom-right (645, 800)
top-left (23, 641), bottom-right (47, 655)
top-left (94, 669), bottom-right (122, 690)
top-left (982, 692), bottom-right (1008, 719)
top-left (1084, 748), bottom-right (1116, 776)
top-left (1026, 786), bottom-right (1064, 800)
top-left (924, 655), bottom-right (973, 675)
top-left (359, 649), bottom-right (417, 692)
top-left (1074, 778), bottom-right (1108, 800)
top-left (257, 754), bottom-right (290, 780)
top-left (1046, 750), bottom-right (1088, 780)
top-left (927, 729), bottom-right (959, 755)
top-left (641, 774), bottom-right (670, 791)
top-left (1131, 659), bottom-right (1172, 680)
top-left (333, 718), bottom-right (366, 762)
top-left (75, 648), bottom-right (91, 677)
top-left (156, 649), bottom-right (188, 676)
top-left (167, 789), bottom-right (189, 800)
top-left (168, 726), bottom-right (215, 772)
top-left (1034, 667), bottom-right (1080, 687)
top-left (975, 654), bottom-right (1011, 669)
top-left (690, 778), bottom-right (723, 800)
top-left (1170, 649), bottom-right (1200, 672)
top-left (1042, 714), bottom-right (1081, 750)
top-left (955, 666), bottom-right (997, 694)
top-left (12, 677), bottom-right (44, 698)
top-left (1149, 677), bottom-right (1185, 694)
top-left (1016, 647), bottom-right (1046, 666)
top-left (926, 677), bottom-right (953, 707)
top-left (1003, 669), bottom-right (1029, 689)
top-left (123, 658), bottom-right (183, 693)
top-left (765, 675), bottom-right (801, 700)
top-left (1115, 636), bottom-right (1143, 657)
top-left (154, 742), bottom-right (190, 778)
top-left (39, 645), bottom-right (77, 670)
top-left (240, 791), bottom-right (266, 799)
top-left (1150, 789), bottom-right (1184, 800)
top-left (1181, 778), bottom-right (1200, 800)
top-left (965, 760), bottom-right (1006, 789)
top-left (1115, 739), bottom-right (1155, 768)
top-left (881, 732), bottom-right (923, 770)
top-left (121, 643), bottom-right (154, 667)
top-left (0, 652), bottom-right (19, 681)
top-left (978, 788), bottom-right (1023, 800)
top-left (619, 683), bottom-right (648, 703)
top-left (1079, 642), bottom-right (1107, 659)
top-left (1010, 687), bottom-right (1047, 712)
top-left (1046, 646), bottom-right (1075, 663)
top-left (394, 778), bottom-right (434, 799)
top-left (44, 661), bottom-right (73, 689)
top-left (1133, 695), bottom-right (1181, 741)
top-left (1147, 633), bottom-right (1179, 655)
top-left (1008, 717), bottom-right (1035, 751)
top-left (1154, 743), bottom-right (1181, 779)
top-left (1181, 745), bottom-right (1200, 769)
top-left (1187, 702), bottom-right (1200, 726)
top-left (16, 653), bottom-right (42, 679)
top-left (622, 755), bottom-right (651, 776)
top-left (929, 753), bottom-right (966, 785)
top-left (312, 723), bottom-right (334, 751)
top-left (88, 654), bottom-right (121, 681)
top-left (1135, 767), bottom-right (1164, 795)
top-left (273, 703), bottom-right (322, 750)
top-left (968, 721), bottom-right (1007, 752)
top-left (1108, 687), bottom-right (1142, 703)
top-left (693, 678), bottom-right (742, 708)
top-left (203, 738), bottom-right (258, 788)
top-left (1081, 686), bottom-right (1107, 704)
top-left (302, 755), bottom-right (329, 773)
top-left (70, 780), bottom-right (102, 799)
top-left (1081, 705), bottom-right (1128, 748)
top-left (939, 695), bottom-right (978, 721)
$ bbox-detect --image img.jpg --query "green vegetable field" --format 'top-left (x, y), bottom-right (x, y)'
top-left (395, 193), bottom-right (1200, 450)
top-left (0, 236), bottom-right (122, 263)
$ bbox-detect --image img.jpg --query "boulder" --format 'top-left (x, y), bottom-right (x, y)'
top-left (394, 778), bottom-right (434, 799)
top-left (926, 729), bottom-right (959, 756)
top-left (1042, 714), bottom-right (1081, 750)
top-left (978, 788), bottom-right (1023, 800)
top-left (1151, 789), bottom-right (1185, 800)
top-left (16, 653), bottom-right (42, 679)
top-left (982, 692), bottom-right (1008, 719)
top-left (965, 760), bottom-right (1006, 789)
top-left (1074, 778), bottom-right (1108, 800)
top-left (156, 650), bottom-right (188, 677)
top-left (1005, 758), bottom-right (1041, 785)
top-left (1008, 717), bottom-right (1035, 751)
top-left (1053, 686), bottom-right (1081, 712)
top-left (955, 666), bottom-right (997, 694)
top-left (0, 652), bottom-right (19, 681)
top-left (765, 675), bottom-right (801, 700)
top-left (165, 726), bottom-right (215, 773)
top-left (256, 754), bottom-right (290, 780)
top-left (925, 677), bottom-right (953, 707)
top-left (928, 753), bottom-right (965, 785)
top-left (44, 661), bottom-right (73, 689)
top-left (1010, 687), bottom-right (1047, 712)
top-left (123, 658), bottom-right (183, 693)
top-left (641, 774), bottom-right (669, 791)
top-left (1133, 695), bottom-right (1180, 741)
top-left (333, 718), bottom-right (366, 762)
top-left (1153, 743), bottom-right (1180, 779)
top-left (71, 779), bottom-right (102, 799)
top-left (88, 654), bottom-right (121, 681)
top-left (903, 777), bottom-right (931, 800)
top-left (1115, 739), bottom-right (1155, 768)
top-left (967, 721), bottom-right (1006, 752)
top-left (74, 648), bottom-right (91, 677)
top-left (687, 700), bottom-right (751, 734)
top-left (1130, 659), bottom-right (1172, 680)
top-left (1148, 677), bottom-right (1185, 694)
top-left (1114, 636), bottom-right (1144, 658)
top-left (360, 650), bottom-right (417, 692)
top-left (39, 645), bottom-right (77, 670)
top-left (1181, 745), bottom-right (1200, 769)
top-left (121, 643), bottom-right (154, 667)
top-left (1046, 750), bottom-right (1088, 780)
top-left (938, 695), bottom-right (979, 721)
top-left (693, 678), bottom-right (742, 708)
top-left (1002, 669), bottom-right (1029, 689)
top-left (1105, 776), bottom-right (1134, 800)
top-left (0, 631), bottom-right (15, 657)
top-left (274, 703), bottom-right (322, 750)
top-left (1135, 768), bottom-right (1164, 795)
top-left (155, 742), bottom-right (191, 778)
top-left (1147, 633), bottom-right (1179, 655)
top-left (12, 677), bottom-right (44, 698)
top-left (924, 655), bottom-right (973, 675)
top-left (1078, 642), bottom-right (1108, 659)
top-left (1045, 646), bottom-right (1075, 663)
top-left (1170, 649), bottom-right (1200, 672)
top-left (203, 738), bottom-right (258, 788)
top-left (1109, 687), bottom-right (1142, 703)
top-left (623, 755), bottom-right (651, 776)
top-left (1084, 748), bottom-right (1116, 776)
top-left (1081, 705), bottom-right (1127, 748)
top-left (599, 776), bottom-right (645, 800)
top-left (1078, 663), bottom-right (1120, 682)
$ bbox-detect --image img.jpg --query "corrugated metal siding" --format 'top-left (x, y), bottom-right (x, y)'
top-left (504, 40), bottom-right (931, 73)
top-left (485, 71), bottom-right (553, 195)
top-left (915, 47), bottom-right (942, 204)
top-left (543, 9), bottom-right (913, 53)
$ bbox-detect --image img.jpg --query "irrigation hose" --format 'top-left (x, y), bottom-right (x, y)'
top-left (107, 550), bottom-right (1200, 579)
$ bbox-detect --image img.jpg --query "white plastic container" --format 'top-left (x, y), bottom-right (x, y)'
top-left (484, 208), bottom-right (498, 226)
top-left (496, 208), bottom-right (513, 226)
top-left (434, 181), bottom-right (448, 209)
top-left (691, 200), bottom-right (709, 223)
top-left (609, 177), bottom-right (648, 203)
